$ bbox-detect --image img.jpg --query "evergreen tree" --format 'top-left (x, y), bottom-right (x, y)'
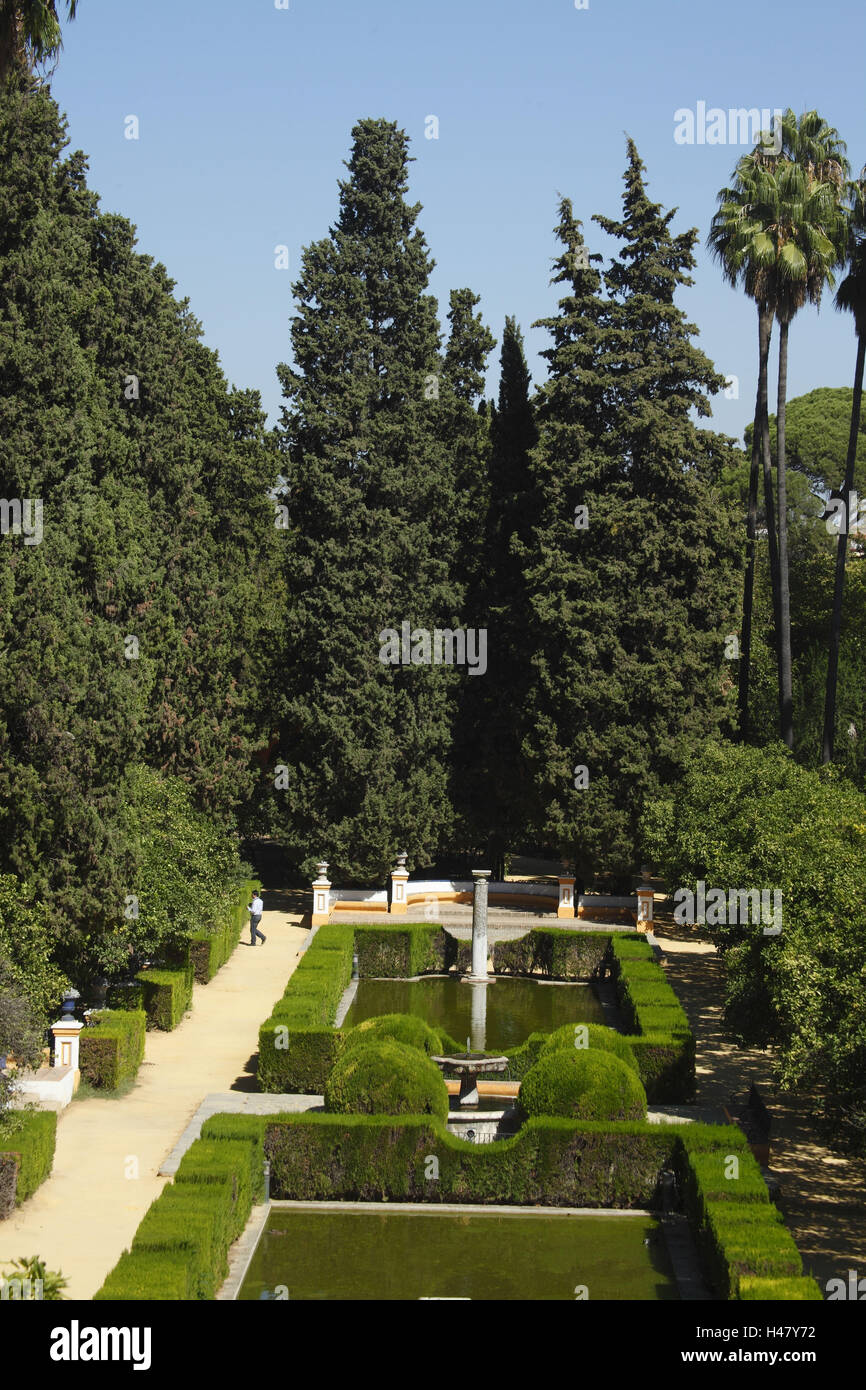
top-left (523, 148), bottom-right (743, 884)
top-left (456, 317), bottom-right (538, 876)
top-left (273, 119), bottom-right (462, 882)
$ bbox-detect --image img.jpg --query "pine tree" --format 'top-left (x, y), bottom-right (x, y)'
top-left (523, 149), bottom-right (743, 884)
top-left (274, 119), bottom-right (462, 882)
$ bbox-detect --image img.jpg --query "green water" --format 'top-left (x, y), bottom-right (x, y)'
top-left (342, 976), bottom-right (606, 1050)
top-left (239, 1208), bottom-right (678, 1301)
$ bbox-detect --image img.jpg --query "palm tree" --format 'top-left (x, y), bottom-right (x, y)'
top-left (823, 175), bottom-right (866, 764)
top-left (0, 1), bottom-right (78, 83)
top-left (767, 113), bottom-right (848, 748)
top-left (709, 159), bottom-right (780, 740)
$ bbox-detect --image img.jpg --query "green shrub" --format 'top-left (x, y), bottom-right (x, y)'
top-left (683, 1149), bottom-right (771, 1225)
top-left (701, 1203), bottom-right (802, 1297)
top-left (539, 1022), bottom-right (639, 1073)
top-left (258, 1022), bottom-right (343, 1094)
top-left (93, 1248), bottom-right (197, 1301)
top-left (519, 1050), bottom-right (648, 1121)
top-left (132, 1186), bottom-right (232, 1299)
top-left (0, 1109), bottom-right (56, 1205)
top-left (610, 935), bottom-right (655, 962)
top-left (341, 1013), bottom-right (443, 1057)
top-left (189, 879), bottom-right (260, 984)
top-left (174, 1139), bottom-right (253, 1239)
top-left (494, 929), bottom-right (608, 979)
top-left (199, 1114), bottom-right (266, 1203)
top-left (0, 1151), bottom-right (18, 1217)
top-left (79, 1010), bottom-right (146, 1089)
top-left (737, 1276), bottom-right (823, 1300)
top-left (628, 1033), bottom-right (695, 1102)
top-left (135, 966), bottom-right (193, 1031)
top-left (263, 1112), bottom-right (681, 1206)
top-left (324, 1040), bottom-right (449, 1121)
top-left (353, 924), bottom-right (447, 977)
top-left (309, 924), bottom-right (355, 952)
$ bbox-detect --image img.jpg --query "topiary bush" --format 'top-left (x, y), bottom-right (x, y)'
top-left (340, 1013), bottom-right (443, 1057)
top-left (519, 1049), bottom-right (647, 1121)
top-left (324, 1039), bottom-right (449, 1121)
top-left (538, 1022), bottom-right (639, 1073)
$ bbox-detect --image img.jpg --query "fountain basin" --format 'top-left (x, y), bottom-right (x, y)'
top-left (432, 1053), bottom-right (509, 1107)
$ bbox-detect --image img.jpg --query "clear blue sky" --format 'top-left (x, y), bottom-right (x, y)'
top-left (51, 0), bottom-right (866, 445)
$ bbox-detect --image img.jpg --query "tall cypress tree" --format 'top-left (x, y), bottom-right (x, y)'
top-left (523, 149), bottom-right (743, 884)
top-left (274, 119), bottom-right (460, 881)
top-left (456, 317), bottom-right (538, 876)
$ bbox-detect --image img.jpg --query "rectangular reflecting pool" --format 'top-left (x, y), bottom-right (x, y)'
top-left (239, 1207), bottom-right (678, 1301)
top-left (342, 975), bottom-right (606, 1050)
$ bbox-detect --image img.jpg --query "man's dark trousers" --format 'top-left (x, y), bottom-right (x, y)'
top-left (250, 915), bottom-right (265, 945)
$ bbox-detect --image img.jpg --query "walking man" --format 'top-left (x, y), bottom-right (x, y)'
top-left (248, 890), bottom-right (266, 946)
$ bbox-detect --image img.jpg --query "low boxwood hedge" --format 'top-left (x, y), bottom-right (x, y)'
top-left (353, 924), bottom-right (449, 977)
top-left (737, 1276), bottom-right (823, 1300)
top-left (174, 1139), bottom-right (254, 1240)
top-left (494, 929), bottom-right (609, 979)
top-left (701, 1203), bottom-right (804, 1298)
top-left (79, 1009), bottom-right (146, 1089)
top-left (188, 878), bottom-right (260, 984)
top-left (519, 1050), bottom-right (648, 1121)
top-left (134, 965), bottom-right (194, 1031)
top-left (263, 1112), bottom-right (680, 1207)
top-left (324, 1039), bottom-right (450, 1121)
top-left (258, 925), bottom-right (355, 1092)
top-left (93, 1248), bottom-right (197, 1301)
top-left (0, 1109), bottom-right (57, 1207)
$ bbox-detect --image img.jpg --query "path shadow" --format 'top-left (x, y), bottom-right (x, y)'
top-left (230, 1054), bottom-right (259, 1093)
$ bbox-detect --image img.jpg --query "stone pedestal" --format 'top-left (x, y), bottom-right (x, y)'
top-left (50, 1019), bottom-right (84, 1093)
top-left (311, 860), bottom-right (331, 926)
top-left (557, 876), bottom-right (576, 919)
top-left (389, 852), bottom-right (409, 915)
top-left (636, 881), bottom-right (654, 931)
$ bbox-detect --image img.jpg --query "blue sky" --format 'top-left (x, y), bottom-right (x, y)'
top-left (51, 0), bottom-right (866, 445)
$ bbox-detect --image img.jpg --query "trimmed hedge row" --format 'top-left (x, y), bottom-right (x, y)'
top-left (494, 929), bottom-right (609, 980)
top-left (189, 879), bottom-right (261, 984)
top-left (608, 935), bottom-right (695, 1102)
top-left (0, 1109), bottom-right (57, 1209)
top-left (737, 1276), bottom-right (823, 1300)
top-left (79, 1010), bottom-right (146, 1090)
top-left (134, 965), bottom-right (194, 1031)
top-left (325, 1040), bottom-right (450, 1120)
top-left (257, 925), bottom-right (354, 1092)
top-left (353, 923), bottom-right (450, 977)
top-left (676, 1128), bottom-right (820, 1299)
top-left (93, 1133), bottom-right (263, 1300)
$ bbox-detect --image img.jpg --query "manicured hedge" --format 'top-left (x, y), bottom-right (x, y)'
top-left (93, 1130), bottom-right (263, 1300)
top-left (737, 1276), bottom-right (823, 1300)
top-left (353, 924), bottom-right (449, 977)
top-left (539, 1022), bottom-right (639, 1073)
top-left (324, 1040), bottom-right (450, 1121)
top-left (93, 1248), bottom-right (197, 1301)
top-left (79, 1010), bottom-right (146, 1089)
top-left (134, 965), bottom-right (194, 1031)
top-left (263, 1112), bottom-right (681, 1207)
top-left (188, 878), bottom-right (261, 984)
top-left (0, 1150), bottom-right (18, 1218)
top-left (258, 925), bottom-right (354, 1092)
top-left (494, 929), bottom-right (609, 980)
top-left (0, 1109), bottom-right (57, 1207)
top-left (519, 1050), bottom-right (647, 1121)
top-left (341, 1013), bottom-right (444, 1057)
top-left (606, 936), bottom-right (694, 1101)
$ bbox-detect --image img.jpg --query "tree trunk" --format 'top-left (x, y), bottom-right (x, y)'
top-left (822, 330), bottom-right (866, 762)
top-left (776, 318), bottom-right (794, 748)
top-left (760, 320), bottom-right (781, 661)
top-left (739, 306), bottom-right (773, 739)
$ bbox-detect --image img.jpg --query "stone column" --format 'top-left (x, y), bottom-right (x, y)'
top-left (469, 869), bottom-right (491, 981)
top-left (469, 982), bottom-right (488, 1053)
top-left (311, 860), bottom-right (331, 926)
top-left (389, 851), bottom-right (409, 915)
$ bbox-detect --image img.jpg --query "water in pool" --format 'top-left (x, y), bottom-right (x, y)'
top-left (342, 975), bottom-right (606, 1050)
top-left (239, 1207), bottom-right (678, 1301)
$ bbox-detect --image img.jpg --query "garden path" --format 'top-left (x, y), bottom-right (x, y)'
top-left (656, 912), bottom-right (866, 1293)
top-left (0, 890), bottom-right (308, 1299)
